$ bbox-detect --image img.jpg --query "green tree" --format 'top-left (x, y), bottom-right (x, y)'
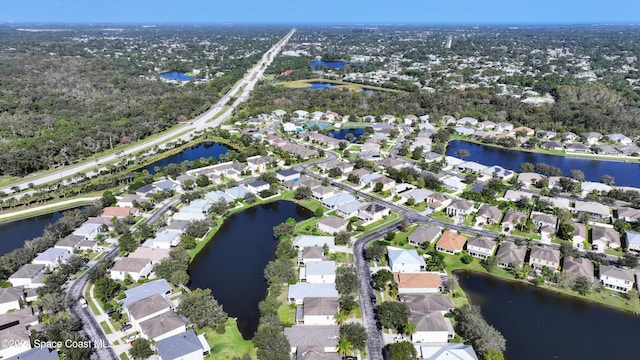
top-left (454, 304), bottom-right (506, 354)
top-left (481, 256), bottom-right (499, 273)
top-left (196, 174), bottom-right (211, 187)
top-left (264, 259), bottom-right (295, 284)
top-left (619, 253), bottom-right (639, 268)
top-left (573, 276), bottom-right (592, 295)
top-left (455, 149), bottom-right (470, 159)
top-left (378, 301), bottom-right (410, 331)
top-left (101, 191), bottom-right (116, 207)
top-left (373, 269), bottom-right (394, 290)
top-left (556, 222), bottom-right (575, 241)
top-left (254, 323), bottom-right (290, 360)
top-left (294, 186), bottom-right (312, 200)
top-left (336, 266), bottom-right (359, 295)
top-left (365, 243), bottom-right (387, 262)
top-left (93, 278), bottom-right (121, 303)
top-left (335, 309), bottom-right (349, 325)
top-left (599, 175), bottom-right (615, 185)
top-left (129, 338), bottom-right (154, 360)
top-left (519, 162), bottom-right (535, 173)
top-left (570, 169), bottom-right (585, 181)
top-left (335, 231), bottom-right (351, 245)
top-left (374, 182), bottom-right (384, 192)
top-left (243, 192), bottom-right (257, 204)
top-left (118, 232), bottom-right (138, 254)
top-left (337, 338), bottom-right (353, 356)
top-left (273, 222), bottom-right (295, 238)
top-left (314, 206), bottom-right (324, 217)
top-left (387, 341), bottom-right (417, 360)
top-left (329, 167), bottom-right (343, 178)
top-left (177, 288), bottom-right (228, 329)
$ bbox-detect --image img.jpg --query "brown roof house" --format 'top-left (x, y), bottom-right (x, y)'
top-left (435, 231), bottom-right (468, 255)
top-left (393, 273), bottom-right (443, 294)
top-left (466, 237), bottom-right (497, 259)
top-left (529, 245), bottom-right (561, 271)
top-left (495, 242), bottom-right (528, 269)
top-left (591, 225), bottom-right (621, 252)
top-left (562, 257), bottom-right (595, 283)
top-left (475, 204), bottom-right (502, 225)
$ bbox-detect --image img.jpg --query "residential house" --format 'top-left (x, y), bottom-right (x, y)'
top-left (478, 120), bottom-right (496, 130)
top-left (503, 190), bottom-right (533, 202)
top-left (517, 173), bottom-right (545, 188)
top-left (407, 225), bottom-right (443, 247)
top-left (466, 237), bottom-right (497, 259)
top-left (284, 325), bottom-right (340, 354)
top-left (293, 236), bottom-right (335, 251)
top-left (415, 344), bottom-right (478, 360)
top-left (8, 264), bottom-right (45, 289)
top-left (300, 246), bottom-right (325, 265)
top-left (301, 297), bottom-right (339, 326)
top-left (32, 248), bottom-right (72, 270)
top-left (6, 348), bottom-right (58, 360)
top-left (400, 294), bottom-right (454, 315)
top-left (600, 265), bottom-right (634, 293)
top-left (358, 204), bottom-right (390, 222)
top-left (435, 231), bottom-right (468, 255)
top-left (128, 247), bottom-right (171, 265)
top-left (409, 311), bottom-right (455, 344)
top-left (512, 126), bottom-right (535, 136)
top-left (501, 210), bottom-right (528, 232)
top-left (562, 132), bottom-right (578, 142)
top-left (72, 222), bottom-right (104, 240)
top-left (293, 110), bottom-right (309, 118)
top-left (540, 141), bottom-right (563, 151)
top-left (616, 144), bottom-right (640, 156)
top-left (529, 245), bottom-right (561, 271)
top-left (287, 283), bottom-right (339, 304)
top-left (139, 311), bottom-right (188, 342)
top-left (457, 117), bottom-right (478, 126)
top-left (445, 199), bottom-right (474, 218)
top-left (110, 258), bottom-right (153, 281)
top-left (617, 207), bottom-right (640, 223)
top-left (562, 257), bottom-right (595, 283)
top-left (591, 226), bottom-right (621, 252)
top-left (321, 193), bottom-right (355, 209)
top-left (388, 248), bottom-right (426, 273)
top-left (145, 229), bottom-right (181, 249)
top-left (54, 234), bottom-right (85, 252)
top-left (596, 145), bottom-right (620, 156)
top-left (0, 288), bottom-right (23, 314)
top-left (475, 204), bottom-right (502, 225)
top-left (153, 179), bottom-right (182, 192)
top-left (276, 168), bottom-right (301, 183)
top-left (572, 222), bottom-right (588, 250)
top-left (582, 132), bottom-right (603, 145)
top-left (204, 190), bottom-right (234, 204)
top-left (0, 307), bottom-right (41, 358)
top-left (454, 127), bottom-right (474, 135)
top-left (531, 212), bottom-right (558, 231)
top-left (495, 122), bottom-right (514, 132)
top-left (574, 200), bottom-right (610, 220)
top-left (565, 142), bottom-right (591, 153)
top-left (311, 186), bottom-right (335, 200)
top-left (370, 176), bottom-right (396, 192)
top-left (336, 200), bottom-right (367, 218)
top-left (122, 279), bottom-right (172, 308)
top-left (156, 329), bottom-right (209, 360)
top-left (393, 272), bottom-right (443, 294)
top-left (495, 242), bottom-right (528, 269)
top-left (626, 231), bottom-right (640, 253)
top-left (118, 194), bottom-right (141, 208)
top-left (101, 206), bottom-right (138, 219)
top-left (246, 180), bottom-right (270, 194)
top-left (303, 261), bottom-right (336, 284)
top-left (246, 155), bottom-right (277, 172)
top-left (126, 293), bottom-right (172, 331)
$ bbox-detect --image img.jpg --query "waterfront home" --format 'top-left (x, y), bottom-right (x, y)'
top-left (435, 231), bottom-right (468, 255)
top-left (478, 120), bottom-right (495, 130)
top-left (54, 234), bottom-right (85, 252)
top-left (501, 210), bottom-right (528, 232)
top-left (246, 179), bottom-right (270, 194)
top-left (128, 247), bottom-right (171, 265)
top-left (126, 293), bottom-right (172, 332)
top-left (388, 248), bottom-right (426, 273)
top-left (503, 190), bottom-right (533, 202)
top-left (495, 122), bottom-right (514, 132)
top-left (581, 181), bottom-right (612, 196)
top-left (572, 222), bottom-right (588, 249)
top-left (596, 144), bottom-right (620, 156)
top-left (336, 200), bottom-right (367, 218)
top-left (466, 237), bottom-right (497, 259)
top-left (226, 186), bottom-right (250, 199)
top-left (293, 235), bottom-right (335, 251)
top-left (303, 261), bottom-right (337, 284)
top-left (495, 242), bottom-right (527, 269)
top-left (599, 265), bottom-right (634, 293)
top-left (573, 200), bottom-right (611, 220)
top-left (415, 343), bottom-right (478, 360)
top-left (591, 226), bottom-right (621, 251)
top-left (565, 142), bottom-right (591, 153)
top-left (529, 245), bottom-right (561, 271)
top-left (122, 279), bottom-right (172, 308)
top-left (139, 311), bottom-right (188, 342)
top-left (582, 132), bottom-right (603, 145)
top-left (311, 186), bottom-right (335, 200)
top-left (540, 141), bottom-right (563, 151)
top-left (562, 256), bottom-right (595, 283)
top-left (616, 144), bottom-right (640, 156)
top-left (482, 165), bottom-right (513, 179)
top-left (110, 258), bottom-right (153, 281)
top-left (400, 294), bottom-right (454, 315)
top-left (408, 224), bottom-right (443, 247)
top-left (617, 207), bottom-right (640, 223)
top-left (626, 232), bottom-right (640, 253)
top-left (605, 134), bottom-right (633, 145)
top-left (144, 229), bottom-right (181, 249)
top-left (276, 168), bottom-right (300, 183)
top-left (301, 297), bottom-right (339, 325)
top-left (457, 161), bottom-right (487, 174)
top-left (409, 311), bottom-right (455, 344)
top-left (445, 199), bottom-right (474, 218)
top-left (284, 325), bottom-right (340, 355)
top-left (518, 173), bottom-right (545, 188)
top-left (287, 283), bottom-right (339, 304)
top-left (444, 156), bottom-right (466, 169)
top-left (393, 272), bottom-right (443, 294)
top-left (32, 248), bottom-right (72, 270)
top-left (475, 204), bottom-right (502, 226)
top-left (358, 203), bottom-right (390, 222)
top-left (321, 193), bottom-right (355, 209)
top-left (300, 246), bottom-right (324, 264)
top-left (0, 307), bottom-right (41, 358)
top-left (317, 216), bottom-right (349, 235)
top-left (454, 126), bottom-right (475, 135)
top-left (0, 288), bottom-right (23, 314)
top-left (101, 206), bottom-right (138, 219)
top-left (473, 130), bottom-right (495, 140)
top-left (156, 329), bottom-right (209, 360)
top-left (8, 264), bottom-right (45, 289)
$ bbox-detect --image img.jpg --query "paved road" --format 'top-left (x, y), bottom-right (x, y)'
top-left (354, 221), bottom-right (403, 360)
top-left (1, 28), bottom-right (296, 196)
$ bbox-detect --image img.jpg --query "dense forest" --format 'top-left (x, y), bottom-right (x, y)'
top-left (0, 26), bottom-right (286, 177)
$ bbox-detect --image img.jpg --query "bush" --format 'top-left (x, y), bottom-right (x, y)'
top-left (461, 254), bottom-right (474, 264)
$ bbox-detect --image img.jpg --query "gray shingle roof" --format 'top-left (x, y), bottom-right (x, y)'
top-left (122, 279), bottom-right (172, 308)
top-left (303, 297), bottom-right (339, 316)
top-left (400, 294), bottom-right (454, 313)
top-left (155, 329), bottom-right (202, 359)
top-left (408, 224), bottom-right (443, 245)
top-left (284, 325), bottom-right (340, 349)
top-left (139, 311), bottom-right (187, 340)
top-left (495, 242), bottom-right (527, 265)
top-left (127, 293), bottom-right (171, 320)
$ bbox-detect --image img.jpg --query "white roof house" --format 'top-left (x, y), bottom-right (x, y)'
top-left (32, 248), bottom-right (73, 270)
top-left (293, 236), bottom-right (335, 251)
top-left (303, 261), bottom-right (337, 284)
top-left (287, 283), bottom-right (339, 305)
top-left (388, 248), bottom-right (426, 273)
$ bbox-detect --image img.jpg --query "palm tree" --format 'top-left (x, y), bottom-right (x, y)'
top-left (337, 338), bottom-right (353, 357)
top-left (404, 321), bottom-right (417, 340)
top-left (334, 309), bottom-right (349, 325)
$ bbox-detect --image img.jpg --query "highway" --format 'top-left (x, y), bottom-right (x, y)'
top-left (0, 28), bottom-right (296, 196)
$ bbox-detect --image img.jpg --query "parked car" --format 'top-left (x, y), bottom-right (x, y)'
top-left (121, 324), bottom-right (132, 332)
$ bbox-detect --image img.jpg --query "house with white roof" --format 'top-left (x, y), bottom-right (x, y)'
top-left (388, 248), bottom-right (426, 273)
top-left (321, 193), bottom-right (355, 209)
top-left (110, 258), bottom-right (153, 281)
top-left (0, 288), bottom-right (23, 314)
top-left (626, 231), bottom-right (640, 253)
top-left (72, 222), bottom-right (104, 240)
top-left (293, 236), bottom-right (335, 251)
top-left (144, 229), bottom-right (181, 249)
top-left (287, 283), bottom-right (339, 304)
top-left (122, 279), bottom-right (173, 308)
top-left (416, 343), bottom-right (478, 360)
top-left (32, 248), bottom-right (73, 270)
top-left (8, 264), bottom-right (45, 289)
top-left (335, 200), bottom-right (367, 218)
top-left (303, 261), bottom-right (336, 283)
top-left (600, 265), bottom-right (634, 293)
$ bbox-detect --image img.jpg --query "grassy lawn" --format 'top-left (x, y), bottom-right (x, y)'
top-left (429, 211), bottom-right (453, 223)
top-left (119, 353), bottom-right (130, 360)
top-left (329, 251), bottom-right (352, 263)
top-left (201, 319), bottom-right (256, 360)
top-left (100, 321), bottom-right (113, 335)
top-left (359, 211), bottom-right (401, 236)
top-left (84, 285), bottom-right (101, 316)
top-left (483, 224), bottom-right (502, 232)
top-left (605, 248), bottom-right (625, 257)
top-left (277, 286), bottom-right (296, 327)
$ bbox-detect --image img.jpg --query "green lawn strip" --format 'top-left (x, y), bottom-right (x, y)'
top-left (119, 352), bottom-right (130, 360)
top-left (276, 285), bottom-right (296, 327)
top-left (0, 195), bottom-right (101, 223)
top-left (429, 211), bottom-right (453, 223)
top-left (84, 285), bottom-right (101, 316)
top-left (200, 318), bottom-right (256, 360)
top-left (100, 321), bottom-right (113, 335)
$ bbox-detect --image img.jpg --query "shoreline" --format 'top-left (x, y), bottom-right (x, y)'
top-left (448, 136), bottom-right (640, 164)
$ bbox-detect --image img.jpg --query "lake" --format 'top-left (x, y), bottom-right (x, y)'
top-left (188, 201), bottom-right (313, 339)
top-left (310, 60), bottom-right (355, 69)
top-left (310, 82), bottom-right (333, 90)
top-left (446, 140), bottom-right (639, 187)
top-left (144, 142), bottom-right (229, 174)
top-left (0, 207), bottom-right (83, 257)
top-left (158, 71), bottom-right (194, 82)
top-left (326, 128), bottom-right (365, 140)
top-left (458, 271), bottom-right (640, 360)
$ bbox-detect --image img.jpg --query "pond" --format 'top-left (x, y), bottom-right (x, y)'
top-left (446, 140), bottom-right (639, 186)
top-left (158, 71), bottom-right (194, 82)
top-left (457, 271), bottom-right (640, 360)
top-left (188, 201), bottom-right (313, 339)
top-left (144, 142), bottom-right (229, 174)
top-left (309, 60), bottom-right (356, 69)
top-left (326, 128), bottom-right (365, 140)
top-left (0, 207), bottom-right (84, 257)
top-left (309, 82), bottom-right (333, 90)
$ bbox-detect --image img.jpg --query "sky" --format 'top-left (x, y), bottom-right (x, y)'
top-left (0, 0), bottom-right (639, 25)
